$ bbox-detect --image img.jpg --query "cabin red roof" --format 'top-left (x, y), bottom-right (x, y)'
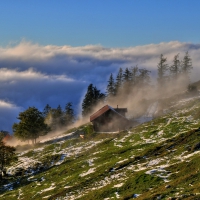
top-left (90, 105), bottom-right (110, 122)
top-left (90, 105), bottom-right (128, 122)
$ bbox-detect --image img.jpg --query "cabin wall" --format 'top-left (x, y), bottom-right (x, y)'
top-left (92, 110), bottom-right (129, 132)
top-left (114, 109), bottom-right (126, 117)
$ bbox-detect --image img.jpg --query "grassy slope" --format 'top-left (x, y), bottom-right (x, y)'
top-left (1, 96), bottom-right (200, 199)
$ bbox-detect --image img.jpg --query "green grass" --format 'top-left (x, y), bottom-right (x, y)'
top-left (1, 96), bottom-right (200, 199)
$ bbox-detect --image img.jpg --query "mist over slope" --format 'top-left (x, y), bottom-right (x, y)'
top-left (1, 92), bottom-right (200, 199)
top-left (0, 40), bottom-right (200, 132)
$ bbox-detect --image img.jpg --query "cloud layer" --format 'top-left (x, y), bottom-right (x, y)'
top-left (1, 40), bottom-right (200, 132)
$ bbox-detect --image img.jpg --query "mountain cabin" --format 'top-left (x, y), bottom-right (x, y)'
top-left (90, 105), bottom-right (130, 132)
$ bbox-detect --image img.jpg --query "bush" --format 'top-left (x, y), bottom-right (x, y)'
top-left (83, 124), bottom-right (94, 135)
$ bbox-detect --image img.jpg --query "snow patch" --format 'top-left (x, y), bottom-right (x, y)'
top-left (133, 193), bottom-right (141, 198)
top-left (87, 158), bottom-right (97, 166)
top-left (166, 118), bottom-right (172, 126)
top-left (146, 167), bottom-right (171, 182)
top-left (55, 154), bottom-right (68, 165)
top-left (33, 147), bottom-right (44, 152)
top-left (157, 130), bottom-right (164, 136)
top-left (113, 183), bottom-right (124, 188)
top-left (115, 192), bottom-right (120, 198)
top-left (79, 168), bottom-right (96, 177)
top-left (7, 156), bottom-right (42, 175)
top-left (41, 185), bottom-right (56, 192)
top-left (116, 159), bottom-right (128, 164)
top-left (43, 195), bottom-right (51, 199)
top-left (176, 150), bottom-right (200, 161)
top-left (114, 143), bottom-right (123, 148)
top-left (147, 158), bottom-right (162, 166)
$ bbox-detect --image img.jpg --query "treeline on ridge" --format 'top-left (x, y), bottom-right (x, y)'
top-left (82, 52), bottom-right (194, 116)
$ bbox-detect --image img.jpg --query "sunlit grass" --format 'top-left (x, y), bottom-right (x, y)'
top-left (1, 96), bottom-right (200, 199)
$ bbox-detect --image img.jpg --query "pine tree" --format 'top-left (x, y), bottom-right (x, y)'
top-left (157, 54), bottom-right (168, 88)
top-left (51, 105), bottom-right (65, 128)
top-left (64, 102), bottom-right (75, 126)
top-left (106, 73), bottom-right (115, 99)
top-left (93, 86), bottom-right (105, 105)
top-left (130, 66), bottom-right (139, 86)
top-left (123, 68), bottom-right (132, 83)
top-left (122, 68), bottom-right (132, 92)
top-left (43, 104), bottom-right (51, 118)
top-left (170, 54), bottom-right (180, 79)
top-left (82, 84), bottom-right (105, 116)
top-left (138, 68), bottom-right (151, 86)
top-left (115, 68), bottom-right (123, 95)
top-left (56, 105), bottom-right (62, 117)
top-left (181, 51), bottom-right (192, 83)
top-left (82, 84), bottom-right (94, 116)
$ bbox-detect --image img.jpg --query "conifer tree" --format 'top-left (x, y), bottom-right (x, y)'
top-left (123, 68), bottom-right (132, 83)
top-left (170, 54), bottom-right (180, 79)
top-left (106, 73), bottom-right (115, 99)
top-left (93, 86), bottom-right (105, 105)
top-left (82, 84), bottom-right (94, 116)
top-left (82, 84), bottom-right (105, 116)
top-left (43, 104), bottom-right (51, 118)
top-left (56, 105), bottom-right (62, 117)
top-left (157, 54), bottom-right (168, 88)
top-left (64, 102), bottom-right (75, 126)
top-left (52, 105), bottom-right (65, 128)
top-left (115, 68), bottom-right (123, 95)
top-left (130, 66), bottom-right (139, 86)
top-left (122, 68), bottom-right (132, 92)
top-left (181, 51), bottom-right (192, 83)
top-left (138, 68), bottom-right (151, 86)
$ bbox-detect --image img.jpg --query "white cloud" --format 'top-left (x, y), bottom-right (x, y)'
top-left (0, 68), bottom-right (74, 82)
top-left (0, 100), bottom-right (18, 109)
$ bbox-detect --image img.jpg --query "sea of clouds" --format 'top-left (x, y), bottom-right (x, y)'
top-left (0, 40), bottom-right (200, 132)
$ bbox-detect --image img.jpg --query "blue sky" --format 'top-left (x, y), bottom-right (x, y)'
top-left (1, 1), bottom-right (200, 47)
top-left (1, 1), bottom-right (200, 132)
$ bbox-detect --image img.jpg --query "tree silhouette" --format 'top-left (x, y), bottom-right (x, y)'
top-left (13, 107), bottom-right (50, 144)
top-left (82, 84), bottom-right (105, 116)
